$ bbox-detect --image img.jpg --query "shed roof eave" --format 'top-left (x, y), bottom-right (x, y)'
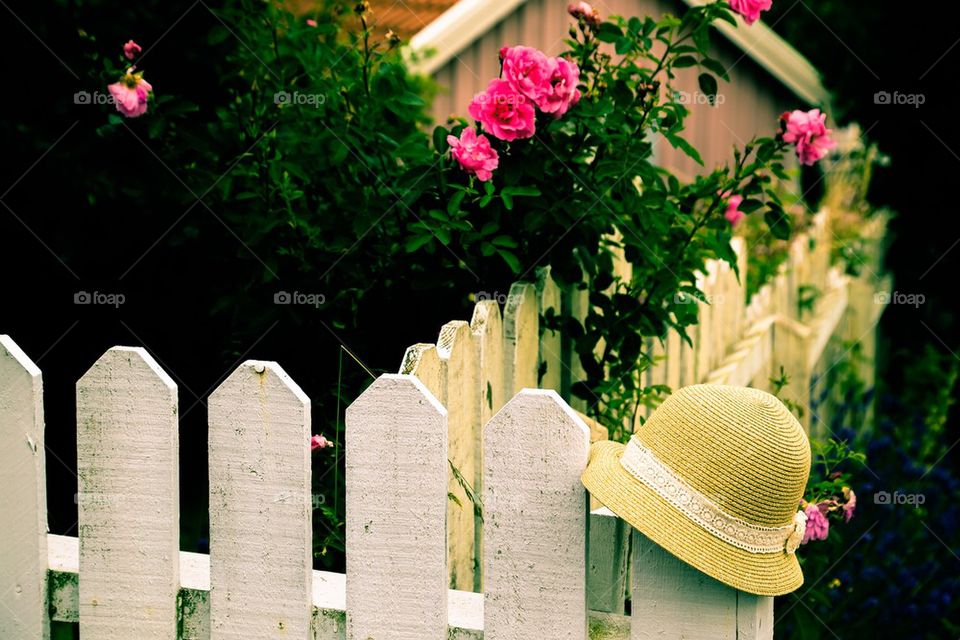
top-left (405, 0), bottom-right (829, 106)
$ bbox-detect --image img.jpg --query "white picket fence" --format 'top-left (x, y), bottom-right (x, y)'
top-left (1, 335), bottom-right (775, 640)
top-left (401, 208), bottom-right (890, 592)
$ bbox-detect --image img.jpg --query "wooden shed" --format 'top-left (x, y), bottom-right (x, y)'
top-left (388, 0), bottom-right (828, 177)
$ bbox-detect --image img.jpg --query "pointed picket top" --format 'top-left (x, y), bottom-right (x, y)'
top-left (208, 360), bottom-right (312, 640)
top-left (76, 346), bottom-right (179, 640)
top-left (345, 374), bottom-right (448, 639)
top-left (503, 281), bottom-right (539, 396)
top-left (0, 336), bottom-right (49, 640)
top-left (483, 388), bottom-right (590, 639)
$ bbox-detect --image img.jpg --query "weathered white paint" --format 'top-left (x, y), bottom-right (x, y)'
top-left (630, 531), bottom-right (772, 640)
top-left (537, 267), bottom-right (563, 393)
top-left (76, 346), bottom-right (179, 639)
top-left (471, 299), bottom-right (505, 590)
top-left (483, 389), bottom-right (590, 639)
top-left (503, 282), bottom-right (539, 397)
top-left (344, 374), bottom-right (448, 639)
top-left (438, 321), bottom-right (480, 591)
top-left (587, 508), bottom-right (628, 615)
top-left (0, 335), bottom-right (48, 640)
top-left (208, 361), bottom-right (312, 639)
top-left (47, 533), bottom-right (639, 638)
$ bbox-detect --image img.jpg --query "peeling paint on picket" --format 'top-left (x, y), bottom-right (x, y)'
top-left (208, 361), bottom-right (311, 639)
top-left (483, 390), bottom-right (590, 639)
top-left (76, 347), bottom-right (179, 639)
top-left (345, 374), bottom-right (448, 639)
top-left (0, 336), bottom-right (48, 640)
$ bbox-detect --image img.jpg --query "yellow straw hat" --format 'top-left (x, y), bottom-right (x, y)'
top-left (581, 384), bottom-right (811, 596)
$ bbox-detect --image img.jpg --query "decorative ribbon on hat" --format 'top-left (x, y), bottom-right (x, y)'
top-left (619, 437), bottom-right (807, 555)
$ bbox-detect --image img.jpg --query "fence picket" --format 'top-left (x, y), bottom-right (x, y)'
top-left (208, 361), bottom-right (311, 639)
top-left (503, 282), bottom-right (539, 397)
top-left (587, 507), bottom-right (628, 615)
top-left (0, 336), bottom-right (48, 640)
top-left (438, 320), bottom-right (480, 591)
top-left (630, 531), bottom-right (772, 640)
top-left (76, 346), bottom-right (179, 639)
top-left (345, 374), bottom-right (448, 639)
top-left (537, 267), bottom-right (563, 392)
top-left (471, 299), bottom-right (505, 591)
top-left (483, 389), bottom-right (590, 639)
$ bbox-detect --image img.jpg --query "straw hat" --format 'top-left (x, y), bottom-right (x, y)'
top-left (581, 384), bottom-right (811, 596)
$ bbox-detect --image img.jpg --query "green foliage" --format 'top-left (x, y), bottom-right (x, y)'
top-left (81, 0), bottom-right (815, 559)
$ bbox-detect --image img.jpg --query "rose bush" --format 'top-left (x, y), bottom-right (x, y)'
top-left (81, 0), bottom-right (842, 565)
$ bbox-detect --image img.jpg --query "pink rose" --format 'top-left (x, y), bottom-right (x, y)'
top-left (500, 46), bottom-right (554, 104)
top-left (729, 0), bottom-right (772, 25)
top-left (123, 39), bottom-right (142, 60)
top-left (107, 72), bottom-right (153, 118)
top-left (447, 127), bottom-right (499, 182)
top-left (306, 18), bottom-right (318, 27)
top-left (468, 79), bottom-right (536, 141)
top-left (568, 2), bottom-right (601, 26)
top-left (842, 487), bottom-right (856, 523)
top-left (801, 502), bottom-right (830, 544)
top-left (538, 57), bottom-right (581, 117)
top-left (781, 108), bottom-right (837, 165)
top-left (723, 193), bottom-right (745, 226)
top-left (310, 434), bottom-right (334, 450)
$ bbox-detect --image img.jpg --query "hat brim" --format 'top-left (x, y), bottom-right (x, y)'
top-left (582, 440), bottom-right (803, 597)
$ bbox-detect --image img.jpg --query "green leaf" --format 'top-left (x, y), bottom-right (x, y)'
top-left (697, 73), bottom-right (718, 104)
top-left (435, 226), bottom-right (452, 245)
top-left (665, 133), bottom-right (704, 166)
top-left (404, 234), bottom-right (432, 252)
top-left (433, 125), bottom-right (449, 153)
top-left (764, 208), bottom-right (792, 240)
top-left (615, 37), bottom-right (633, 55)
top-left (497, 249), bottom-right (522, 273)
top-left (447, 190), bottom-right (466, 216)
top-left (672, 55), bottom-right (698, 68)
top-left (700, 58), bottom-right (729, 81)
top-left (491, 235), bottom-right (519, 248)
top-left (595, 23), bottom-right (624, 43)
top-left (501, 185), bottom-right (541, 197)
top-left (501, 192), bottom-right (514, 210)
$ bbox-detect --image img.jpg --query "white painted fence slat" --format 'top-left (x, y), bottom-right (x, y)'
top-left (438, 321), bottom-right (480, 591)
top-left (537, 267), bottom-right (563, 393)
top-left (471, 299), bottom-right (505, 592)
top-left (0, 336), bottom-right (48, 640)
top-left (587, 507), bottom-right (628, 615)
top-left (208, 361), bottom-right (311, 639)
top-left (76, 346), bottom-right (179, 639)
top-left (345, 374), bottom-right (448, 640)
top-left (630, 531), bottom-right (772, 640)
top-left (503, 282), bottom-right (539, 397)
top-left (483, 390), bottom-right (590, 639)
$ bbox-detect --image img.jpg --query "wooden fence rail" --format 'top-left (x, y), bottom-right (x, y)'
top-left (2, 335), bottom-right (785, 639)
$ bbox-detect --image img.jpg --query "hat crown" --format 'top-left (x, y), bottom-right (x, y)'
top-left (636, 384), bottom-right (810, 528)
